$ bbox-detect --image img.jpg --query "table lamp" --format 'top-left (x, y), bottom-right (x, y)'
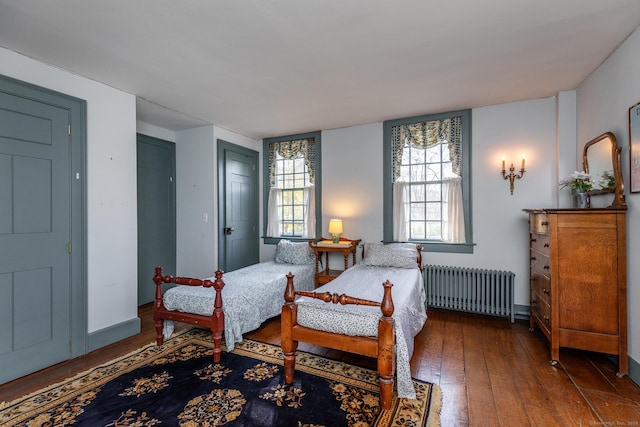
top-left (328, 219), bottom-right (343, 243)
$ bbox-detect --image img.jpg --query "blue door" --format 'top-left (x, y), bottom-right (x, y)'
top-left (0, 90), bottom-right (73, 383)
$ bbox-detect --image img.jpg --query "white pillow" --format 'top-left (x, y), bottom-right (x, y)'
top-left (362, 243), bottom-right (418, 269)
top-left (275, 239), bottom-right (315, 265)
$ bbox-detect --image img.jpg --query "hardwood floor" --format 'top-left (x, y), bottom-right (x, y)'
top-left (1, 305), bottom-right (639, 426)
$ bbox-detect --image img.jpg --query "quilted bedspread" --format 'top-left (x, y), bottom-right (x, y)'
top-left (295, 264), bottom-right (426, 399)
top-left (162, 261), bottom-right (315, 351)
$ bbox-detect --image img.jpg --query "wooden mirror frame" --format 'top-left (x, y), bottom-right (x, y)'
top-left (583, 131), bottom-right (626, 208)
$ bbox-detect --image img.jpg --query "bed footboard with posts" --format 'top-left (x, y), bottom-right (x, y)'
top-left (152, 267), bottom-right (226, 362)
top-left (281, 273), bottom-right (396, 410)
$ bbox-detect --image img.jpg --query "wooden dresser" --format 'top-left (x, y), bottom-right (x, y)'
top-left (524, 208), bottom-right (627, 377)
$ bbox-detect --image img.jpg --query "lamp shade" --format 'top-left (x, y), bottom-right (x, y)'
top-left (327, 219), bottom-right (343, 235)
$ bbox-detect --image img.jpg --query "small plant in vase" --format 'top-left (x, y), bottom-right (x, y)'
top-left (559, 171), bottom-right (592, 208)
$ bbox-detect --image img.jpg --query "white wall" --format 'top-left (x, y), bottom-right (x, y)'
top-left (0, 47), bottom-right (138, 334)
top-left (317, 99), bottom-right (557, 308)
top-left (175, 126), bottom-right (216, 278)
top-left (576, 27), bottom-right (640, 367)
top-left (174, 125), bottom-right (261, 278)
top-left (136, 121), bottom-right (176, 142)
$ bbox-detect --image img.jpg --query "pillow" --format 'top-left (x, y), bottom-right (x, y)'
top-left (362, 243), bottom-right (418, 269)
top-left (275, 239), bottom-right (315, 265)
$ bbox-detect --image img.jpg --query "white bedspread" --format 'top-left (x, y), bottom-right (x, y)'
top-left (294, 264), bottom-right (426, 399)
top-left (162, 261), bottom-right (315, 351)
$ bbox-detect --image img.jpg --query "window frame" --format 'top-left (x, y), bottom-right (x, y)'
top-left (262, 131), bottom-right (322, 244)
top-left (383, 109), bottom-right (474, 253)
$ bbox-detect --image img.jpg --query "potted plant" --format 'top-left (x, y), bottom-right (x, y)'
top-left (559, 171), bottom-right (592, 208)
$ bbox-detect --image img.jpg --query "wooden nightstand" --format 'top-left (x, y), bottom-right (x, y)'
top-left (309, 237), bottom-right (361, 287)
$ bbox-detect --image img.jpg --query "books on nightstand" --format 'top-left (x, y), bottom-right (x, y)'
top-left (315, 240), bottom-right (352, 247)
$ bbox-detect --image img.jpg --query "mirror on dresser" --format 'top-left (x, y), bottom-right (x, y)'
top-left (582, 132), bottom-right (626, 208)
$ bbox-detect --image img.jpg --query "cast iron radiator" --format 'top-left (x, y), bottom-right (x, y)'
top-left (424, 264), bottom-right (515, 323)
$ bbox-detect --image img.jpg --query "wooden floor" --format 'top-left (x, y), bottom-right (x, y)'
top-left (1, 305), bottom-right (639, 426)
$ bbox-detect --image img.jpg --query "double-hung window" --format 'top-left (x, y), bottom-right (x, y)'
top-left (383, 110), bottom-right (473, 253)
top-left (263, 132), bottom-right (321, 243)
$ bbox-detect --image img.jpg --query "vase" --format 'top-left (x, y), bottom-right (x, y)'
top-left (571, 189), bottom-right (589, 208)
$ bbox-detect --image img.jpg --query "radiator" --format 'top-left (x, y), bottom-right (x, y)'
top-left (424, 265), bottom-right (515, 323)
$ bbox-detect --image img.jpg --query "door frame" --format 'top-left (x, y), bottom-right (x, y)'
top-left (217, 139), bottom-right (259, 270)
top-left (0, 74), bottom-right (87, 358)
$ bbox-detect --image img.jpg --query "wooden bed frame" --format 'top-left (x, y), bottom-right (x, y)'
top-left (281, 245), bottom-right (422, 410)
top-left (152, 267), bottom-right (225, 363)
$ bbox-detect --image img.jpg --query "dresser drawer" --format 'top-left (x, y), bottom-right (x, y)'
top-left (530, 212), bottom-right (549, 235)
top-left (530, 233), bottom-right (550, 255)
top-left (531, 294), bottom-right (551, 331)
top-left (531, 273), bottom-right (551, 305)
top-left (530, 252), bottom-right (550, 276)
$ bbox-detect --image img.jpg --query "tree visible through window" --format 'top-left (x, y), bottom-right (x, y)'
top-left (383, 110), bottom-right (473, 253)
top-left (263, 132), bottom-right (321, 242)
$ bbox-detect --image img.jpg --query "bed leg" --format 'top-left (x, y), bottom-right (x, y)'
top-left (152, 267), bottom-right (166, 347)
top-left (154, 320), bottom-right (164, 346)
top-left (378, 325), bottom-right (395, 411)
top-left (378, 282), bottom-right (395, 411)
top-left (282, 272), bottom-right (298, 383)
top-left (212, 270), bottom-right (225, 363)
top-left (281, 305), bottom-right (298, 383)
top-left (282, 339), bottom-right (298, 384)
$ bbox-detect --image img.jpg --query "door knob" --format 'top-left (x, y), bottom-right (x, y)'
top-left (223, 227), bottom-right (235, 235)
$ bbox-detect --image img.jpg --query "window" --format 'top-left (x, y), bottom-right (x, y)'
top-left (383, 110), bottom-right (473, 253)
top-left (263, 132), bottom-right (321, 243)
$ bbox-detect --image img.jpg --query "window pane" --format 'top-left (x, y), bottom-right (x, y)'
top-left (426, 202), bottom-right (441, 220)
top-left (410, 203), bottom-right (425, 219)
top-left (410, 184), bottom-right (425, 201)
top-left (426, 222), bottom-right (441, 239)
top-left (425, 184), bottom-right (441, 202)
top-left (410, 221), bottom-right (426, 240)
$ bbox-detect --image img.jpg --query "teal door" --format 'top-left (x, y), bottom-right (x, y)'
top-left (0, 89), bottom-right (73, 383)
top-left (218, 140), bottom-right (259, 272)
top-left (137, 134), bottom-right (176, 305)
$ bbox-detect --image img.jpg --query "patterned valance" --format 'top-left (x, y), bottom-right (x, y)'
top-left (268, 138), bottom-right (316, 186)
top-left (391, 116), bottom-right (462, 181)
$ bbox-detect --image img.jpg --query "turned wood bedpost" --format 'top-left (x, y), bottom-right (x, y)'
top-left (152, 266), bottom-right (166, 346)
top-left (378, 280), bottom-right (396, 410)
top-left (211, 269), bottom-right (225, 363)
top-left (282, 272), bottom-right (298, 384)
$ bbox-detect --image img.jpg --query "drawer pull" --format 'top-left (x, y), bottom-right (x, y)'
top-left (543, 265), bottom-right (550, 270)
top-left (543, 315), bottom-right (550, 321)
top-left (543, 288), bottom-right (549, 295)
top-left (531, 238), bottom-right (537, 242)
top-left (544, 243), bottom-right (549, 248)
top-left (530, 256), bottom-right (536, 261)
top-left (541, 221), bottom-right (549, 225)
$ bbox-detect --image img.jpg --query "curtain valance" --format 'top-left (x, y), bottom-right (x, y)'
top-left (391, 116), bottom-right (462, 181)
top-left (268, 138), bottom-right (316, 186)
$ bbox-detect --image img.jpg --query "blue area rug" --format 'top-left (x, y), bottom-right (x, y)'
top-left (0, 328), bottom-right (441, 426)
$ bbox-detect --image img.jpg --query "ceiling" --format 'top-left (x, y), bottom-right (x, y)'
top-left (1, 1), bottom-right (640, 140)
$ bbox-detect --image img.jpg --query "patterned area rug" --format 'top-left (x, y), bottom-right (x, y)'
top-left (0, 328), bottom-right (441, 426)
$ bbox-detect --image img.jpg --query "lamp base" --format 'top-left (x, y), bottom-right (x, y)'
top-left (331, 234), bottom-right (340, 244)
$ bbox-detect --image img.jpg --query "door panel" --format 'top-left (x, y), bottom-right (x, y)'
top-left (0, 90), bottom-right (72, 382)
top-left (137, 135), bottom-right (175, 305)
top-left (218, 141), bottom-right (259, 272)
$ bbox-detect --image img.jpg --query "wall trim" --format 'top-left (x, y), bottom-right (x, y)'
top-left (629, 356), bottom-right (640, 387)
top-left (87, 317), bottom-right (141, 353)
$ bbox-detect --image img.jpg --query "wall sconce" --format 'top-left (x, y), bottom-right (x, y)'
top-left (501, 156), bottom-right (526, 195)
top-left (328, 219), bottom-right (343, 243)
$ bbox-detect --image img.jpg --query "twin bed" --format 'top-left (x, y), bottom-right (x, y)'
top-left (152, 240), bottom-right (426, 409)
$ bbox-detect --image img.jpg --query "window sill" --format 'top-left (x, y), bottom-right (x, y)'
top-left (383, 241), bottom-right (475, 254)
top-left (262, 236), bottom-right (313, 245)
